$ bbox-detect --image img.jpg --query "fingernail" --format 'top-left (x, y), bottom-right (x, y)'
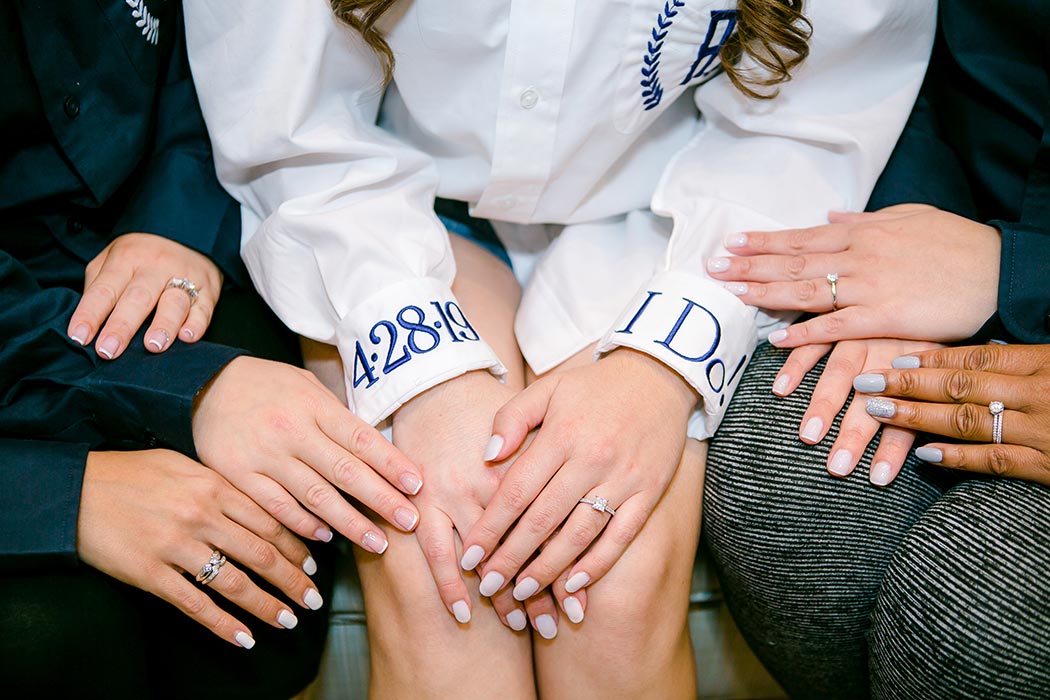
top-left (563, 596), bottom-right (585, 624)
top-left (565, 572), bottom-right (590, 593)
top-left (235, 631), bottom-right (255, 649)
top-left (460, 545), bottom-right (485, 571)
top-left (725, 233), bottom-right (748, 248)
top-left (97, 335), bottom-right (119, 359)
top-left (866, 398), bottom-right (896, 418)
top-left (362, 531), bottom-right (388, 554)
top-left (70, 323), bottom-right (90, 345)
top-left (512, 577), bottom-right (540, 601)
top-left (853, 373), bottom-right (887, 393)
top-left (870, 461), bottom-right (893, 486)
top-left (314, 527), bottom-right (333, 542)
top-left (304, 588), bottom-right (324, 610)
top-left (892, 355), bottom-right (921, 369)
top-left (302, 556), bottom-right (317, 576)
top-left (915, 446), bottom-right (943, 463)
top-left (506, 609), bottom-right (527, 631)
top-left (535, 614), bottom-right (558, 640)
top-left (800, 417), bottom-right (824, 443)
top-left (400, 473), bottom-right (423, 495)
top-left (828, 449), bottom-right (854, 476)
top-left (768, 329), bottom-right (789, 345)
top-left (479, 571), bottom-right (505, 597)
top-left (277, 610), bottom-right (299, 629)
top-left (181, 327), bottom-right (195, 340)
top-left (724, 282), bottom-right (748, 296)
top-left (772, 374), bottom-right (792, 396)
top-left (707, 257), bottom-right (730, 273)
top-left (394, 507), bottom-right (418, 531)
top-left (483, 435), bottom-right (504, 461)
top-left (452, 600), bottom-right (471, 624)
top-left (146, 329), bottom-right (169, 351)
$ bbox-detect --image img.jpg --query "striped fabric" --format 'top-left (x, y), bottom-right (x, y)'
top-left (702, 342), bottom-right (1050, 699)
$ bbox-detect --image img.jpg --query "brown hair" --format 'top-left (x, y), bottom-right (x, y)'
top-left (331, 0), bottom-right (811, 99)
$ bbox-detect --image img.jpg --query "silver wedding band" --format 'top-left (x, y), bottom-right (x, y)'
top-left (195, 551), bottom-right (227, 586)
top-left (578, 496), bottom-right (615, 517)
top-left (826, 273), bottom-right (839, 312)
top-left (990, 401), bottom-right (1004, 444)
top-left (167, 277), bottom-right (200, 304)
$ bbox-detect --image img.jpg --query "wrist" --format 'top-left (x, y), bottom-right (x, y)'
top-left (601, 348), bottom-right (699, 417)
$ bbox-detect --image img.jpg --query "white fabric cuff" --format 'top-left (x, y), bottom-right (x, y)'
top-left (335, 277), bottom-right (507, 425)
top-left (596, 270), bottom-right (757, 440)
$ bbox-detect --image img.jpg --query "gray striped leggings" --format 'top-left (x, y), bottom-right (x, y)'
top-left (703, 343), bottom-right (1050, 699)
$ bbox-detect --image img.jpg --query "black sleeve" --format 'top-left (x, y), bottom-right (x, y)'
top-left (991, 220), bottom-right (1050, 343)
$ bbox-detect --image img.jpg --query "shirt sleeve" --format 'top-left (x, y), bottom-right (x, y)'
top-left (183, 0), bottom-right (506, 425)
top-left (592, 0), bottom-right (937, 439)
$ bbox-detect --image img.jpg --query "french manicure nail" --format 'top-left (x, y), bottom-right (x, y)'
top-left (853, 373), bottom-right (887, 393)
top-left (98, 335), bottom-right (119, 359)
top-left (277, 610), bottom-right (299, 629)
top-left (866, 398), bottom-right (896, 418)
top-left (70, 323), bottom-right (90, 345)
top-left (535, 614), bottom-right (558, 640)
top-left (483, 435), bottom-right (504, 461)
top-left (479, 571), bottom-right (505, 597)
top-left (892, 355), bottom-right (921, 369)
top-left (452, 600), bottom-right (471, 624)
top-left (400, 473), bottom-right (423, 495)
top-left (828, 449), bottom-right (854, 476)
top-left (362, 531), bottom-right (388, 554)
top-left (302, 556), bottom-right (317, 576)
top-left (304, 588), bottom-right (324, 610)
top-left (563, 596), bottom-right (585, 624)
top-left (800, 417), bottom-right (824, 443)
top-left (772, 374), bottom-right (792, 396)
top-left (768, 329), bottom-right (789, 345)
top-left (181, 327), bottom-right (195, 340)
top-left (314, 527), bottom-right (333, 542)
top-left (724, 282), bottom-right (748, 296)
top-left (707, 257), bottom-right (731, 273)
top-left (869, 461), bottom-right (893, 486)
top-left (146, 329), bottom-right (169, 351)
top-left (915, 446), bottom-right (943, 463)
top-left (506, 609), bottom-right (527, 631)
top-left (460, 545), bottom-right (485, 571)
top-left (394, 507), bottom-right (418, 531)
top-left (725, 233), bottom-right (748, 248)
top-left (512, 577), bottom-right (540, 601)
top-left (565, 572), bottom-right (590, 593)
top-left (235, 631), bottom-right (255, 649)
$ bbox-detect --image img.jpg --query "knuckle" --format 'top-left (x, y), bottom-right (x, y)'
top-left (266, 495), bottom-right (294, 522)
top-left (123, 284), bottom-right (153, 308)
top-left (331, 456), bottom-right (360, 490)
top-left (820, 314), bottom-right (845, 335)
top-left (838, 426), bottom-right (870, 447)
top-left (420, 532), bottom-right (453, 567)
top-left (785, 255), bottom-right (807, 277)
top-left (797, 279), bottom-right (819, 302)
top-left (787, 229), bottom-right (811, 251)
top-left (610, 513), bottom-right (646, 548)
top-left (747, 232), bottom-right (767, 251)
top-left (89, 283), bottom-right (119, 306)
top-left (962, 346), bottom-right (997, 372)
top-left (249, 539), bottom-right (279, 570)
top-left (178, 588), bottom-right (210, 618)
top-left (304, 481), bottom-right (334, 510)
top-left (825, 355), bottom-right (859, 377)
top-left (348, 425), bottom-right (375, 455)
top-left (951, 404), bottom-right (984, 440)
top-left (222, 568), bottom-right (250, 597)
top-left (498, 482), bottom-right (532, 515)
top-left (945, 370), bottom-right (975, 403)
top-left (436, 578), bottom-right (462, 602)
top-left (897, 371), bottom-right (921, 396)
top-left (986, 447), bottom-right (1014, 477)
top-left (567, 521), bottom-right (597, 549)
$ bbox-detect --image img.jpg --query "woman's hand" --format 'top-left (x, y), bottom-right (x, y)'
top-left (855, 344), bottom-right (1050, 485)
top-left (774, 338), bottom-right (941, 485)
top-left (460, 348), bottom-right (696, 604)
top-left (77, 449), bottom-right (323, 648)
top-left (706, 205), bottom-right (1001, 347)
top-left (67, 233), bottom-right (223, 359)
top-left (192, 357), bottom-right (424, 553)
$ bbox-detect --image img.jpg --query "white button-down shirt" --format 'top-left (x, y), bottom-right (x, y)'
top-left (185, 0), bottom-right (935, 438)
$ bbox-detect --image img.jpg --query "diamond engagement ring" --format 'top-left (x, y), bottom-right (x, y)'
top-left (826, 273), bottom-right (839, 311)
top-left (578, 497), bottom-right (615, 517)
top-left (989, 401), bottom-right (1005, 444)
top-left (166, 277), bottom-right (200, 303)
top-left (195, 551), bottom-right (227, 586)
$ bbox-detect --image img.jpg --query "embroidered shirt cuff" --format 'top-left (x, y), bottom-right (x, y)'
top-left (335, 277), bottom-right (507, 425)
top-left (596, 270), bottom-right (757, 440)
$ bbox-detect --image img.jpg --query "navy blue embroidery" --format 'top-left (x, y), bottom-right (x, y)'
top-left (680, 10), bottom-right (737, 86)
top-left (655, 298), bottom-right (721, 362)
top-left (641, 0), bottom-right (685, 111)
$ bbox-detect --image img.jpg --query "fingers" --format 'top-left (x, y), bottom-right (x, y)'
top-left (828, 204), bottom-right (934, 224)
top-left (144, 287), bottom-right (195, 352)
top-left (772, 343), bottom-right (832, 396)
top-left (149, 567), bottom-right (259, 648)
top-left (798, 341), bottom-right (867, 445)
top-left (720, 275), bottom-right (868, 313)
top-left (178, 292), bottom-right (217, 344)
top-left (856, 367), bottom-right (1030, 410)
top-left (766, 308), bottom-right (885, 347)
top-left (550, 566), bottom-right (587, 627)
top-left (895, 344), bottom-right (1045, 378)
top-left (721, 225), bottom-right (847, 256)
top-left (489, 584), bottom-right (529, 632)
top-left (486, 376), bottom-right (559, 462)
top-left (523, 589), bottom-right (561, 640)
top-left (185, 551), bottom-right (301, 632)
top-left (220, 483), bottom-right (317, 575)
top-left (862, 396), bottom-right (1029, 445)
top-left (235, 474), bottom-right (333, 543)
top-left (68, 263), bottom-right (135, 356)
top-left (912, 442), bottom-right (1050, 485)
top-left (553, 498), bottom-right (649, 601)
top-left (866, 426), bottom-right (916, 487)
top-left (316, 405), bottom-right (424, 497)
top-left (707, 251), bottom-right (843, 285)
top-left (416, 511), bottom-right (474, 624)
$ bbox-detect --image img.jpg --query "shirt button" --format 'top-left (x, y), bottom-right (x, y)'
top-left (66, 216), bottom-right (84, 234)
top-left (63, 95), bottom-right (80, 119)
top-left (519, 88), bottom-right (540, 110)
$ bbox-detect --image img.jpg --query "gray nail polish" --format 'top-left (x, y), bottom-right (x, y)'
top-left (892, 356), bottom-right (921, 369)
top-left (915, 446), bottom-right (943, 463)
top-left (853, 373), bottom-right (887, 393)
top-left (866, 398), bottom-right (896, 418)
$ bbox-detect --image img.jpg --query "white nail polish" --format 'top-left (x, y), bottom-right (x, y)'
top-left (828, 449), bottom-right (854, 476)
top-left (452, 600), bottom-right (471, 624)
top-left (97, 346), bottom-right (114, 359)
top-left (277, 610), bottom-right (299, 629)
top-left (235, 631), bottom-right (255, 649)
top-left (314, 527), bottom-right (333, 542)
top-left (181, 328), bottom-right (195, 340)
top-left (483, 435), bottom-right (504, 461)
top-left (565, 572), bottom-right (590, 593)
top-left (768, 329), bottom-right (789, 345)
top-left (148, 338), bottom-right (163, 350)
top-left (535, 614), bottom-right (557, 640)
top-left (479, 571), bottom-right (505, 597)
top-left (512, 577), bottom-right (540, 601)
top-left (506, 609), bottom-right (527, 631)
top-left (772, 374), bottom-right (792, 396)
top-left (891, 355), bottom-right (921, 369)
top-left (707, 257), bottom-right (730, 273)
top-left (362, 531), bottom-right (388, 554)
top-left (302, 556), bottom-right (317, 576)
top-left (460, 545), bottom-right (485, 571)
top-left (563, 596), bottom-right (585, 624)
top-left (870, 461), bottom-right (893, 486)
top-left (70, 334), bottom-right (85, 345)
top-left (800, 417), bottom-right (824, 443)
top-left (304, 588), bottom-right (324, 610)
top-left (725, 233), bottom-right (748, 248)
top-left (724, 282), bottom-right (748, 296)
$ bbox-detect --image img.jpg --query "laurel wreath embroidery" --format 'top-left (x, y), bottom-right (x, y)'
top-left (641, 0), bottom-right (685, 111)
top-left (125, 0), bottom-right (159, 46)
